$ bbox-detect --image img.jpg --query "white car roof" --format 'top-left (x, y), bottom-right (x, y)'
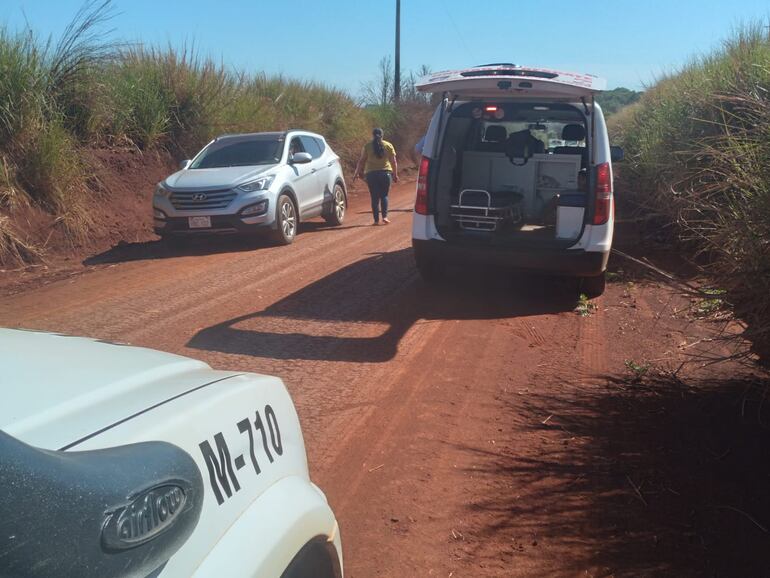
top-left (417, 64), bottom-right (606, 100)
top-left (0, 329), bottom-right (247, 449)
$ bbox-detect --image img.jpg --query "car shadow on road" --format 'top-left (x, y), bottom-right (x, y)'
top-left (299, 222), bottom-right (373, 234)
top-left (83, 236), bottom-right (268, 265)
top-left (187, 247), bottom-right (580, 363)
top-left (83, 221), bottom-right (361, 265)
top-left (451, 371), bottom-right (770, 576)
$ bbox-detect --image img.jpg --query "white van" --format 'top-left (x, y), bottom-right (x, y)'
top-left (411, 64), bottom-right (623, 297)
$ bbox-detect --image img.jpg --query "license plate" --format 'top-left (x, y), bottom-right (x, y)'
top-left (188, 216), bottom-right (211, 229)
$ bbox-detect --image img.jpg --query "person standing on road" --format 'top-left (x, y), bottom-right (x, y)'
top-left (353, 128), bottom-right (399, 225)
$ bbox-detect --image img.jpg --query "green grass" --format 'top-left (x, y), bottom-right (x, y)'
top-left (624, 359), bottom-right (651, 382)
top-left (575, 293), bottom-right (598, 317)
top-left (609, 23), bottom-right (770, 353)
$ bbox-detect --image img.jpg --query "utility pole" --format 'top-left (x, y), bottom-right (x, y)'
top-left (394, 0), bottom-right (401, 102)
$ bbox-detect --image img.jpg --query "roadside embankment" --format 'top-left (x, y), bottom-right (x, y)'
top-left (609, 24), bottom-right (770, 361)
top-left (0, 4), bottom-right (429, 272)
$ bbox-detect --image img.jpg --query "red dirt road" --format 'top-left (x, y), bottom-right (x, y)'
top-left (1, 179), bottom-right (768, 577)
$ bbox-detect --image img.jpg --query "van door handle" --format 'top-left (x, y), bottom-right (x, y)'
top-left (311, 168), bottom-right (317, 173)
top-left (327, 161), bottom-right (333, 167)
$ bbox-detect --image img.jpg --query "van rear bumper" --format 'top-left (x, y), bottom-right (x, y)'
top-left (412, 238), bottom-right (608, 276)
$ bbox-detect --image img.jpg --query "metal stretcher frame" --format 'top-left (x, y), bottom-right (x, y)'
top-left (449, 189), bottom-right (522, 232)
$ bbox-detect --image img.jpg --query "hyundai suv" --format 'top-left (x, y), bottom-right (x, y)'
top-left (153, 131), bottom-right (347, 245)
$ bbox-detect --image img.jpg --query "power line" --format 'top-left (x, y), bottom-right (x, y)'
top-left (439, 0), bottom-right (475, 63)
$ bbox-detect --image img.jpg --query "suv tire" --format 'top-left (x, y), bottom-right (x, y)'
top-left (324, 183), bottom-right (346, 226)
top-left (272, 193), bottom-right (297, 245)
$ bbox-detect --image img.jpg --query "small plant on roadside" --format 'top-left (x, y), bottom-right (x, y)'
top-left (575, 293), bottom-right (597, 317)
top-left (692, 288), bottom-right (727, 319)
top-left (624, 359), bottom-right (651, 382)
top-left (606, 270), bottom-right (624, 283)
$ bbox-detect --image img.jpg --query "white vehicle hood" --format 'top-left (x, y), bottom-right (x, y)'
top-left (417, 65), bottom-right (606, 100)
top-left (164, 164), bottom-right (278, 190)
top-left (0, 329), bottom-right (242, 450)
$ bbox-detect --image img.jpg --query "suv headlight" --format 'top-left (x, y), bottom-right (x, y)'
top-left (238, 175), bottom-right (275, 193)
top-left (154, 183), bottom-right (170, 197)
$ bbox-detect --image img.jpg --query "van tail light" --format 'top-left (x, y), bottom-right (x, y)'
top-left (593, 162), bottom-right (612, 225)
top-left (415, 156), bottom-right (430, 215)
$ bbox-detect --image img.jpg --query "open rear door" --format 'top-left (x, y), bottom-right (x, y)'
top-left (416, 64), bottom-right (606, 100)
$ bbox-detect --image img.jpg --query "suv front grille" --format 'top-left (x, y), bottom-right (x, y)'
top-left (170, 188), bottom-right (236, 210)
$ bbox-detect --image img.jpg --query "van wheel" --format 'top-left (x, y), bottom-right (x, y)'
top-left (414, 249), bottom-right (444, 284)
top-left (324, 183), bottom-right (346, 226)
top-left (272, 194), bottom-right (297, 245)
top-left (580, 272), bottom-right (606, 298)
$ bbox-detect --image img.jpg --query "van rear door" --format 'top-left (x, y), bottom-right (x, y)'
top-left (416, 65), bottom-right (606, 100)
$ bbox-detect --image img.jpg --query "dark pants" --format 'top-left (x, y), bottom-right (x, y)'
top-left (365, 170), bottom-right (391, 221)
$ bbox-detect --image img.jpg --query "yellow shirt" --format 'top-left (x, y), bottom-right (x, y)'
top-left (363, 140), bottom-right (396, 173)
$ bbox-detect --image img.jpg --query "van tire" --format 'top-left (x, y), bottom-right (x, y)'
top-left (414, 248), bottom-right (444, 284)
top-left (580, 272), bottom-right (606, 298)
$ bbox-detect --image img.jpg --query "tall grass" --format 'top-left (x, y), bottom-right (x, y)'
top-left (0, 1), bottom-right (383, 266)
top-left (98, 47), bottom-right (373, 161)
top-left (610, 23), bottom-right (770, 355)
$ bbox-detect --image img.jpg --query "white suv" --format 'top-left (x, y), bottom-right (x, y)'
top-left (153, 130), bottom-right (347, 245)
top-left (0, 329), bottom-right (342, 578)
top-left (411, 64), bottom-right (624, 297)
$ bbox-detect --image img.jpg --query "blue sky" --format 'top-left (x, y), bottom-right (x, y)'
top-left (4, 0), bottom-right (769, 95)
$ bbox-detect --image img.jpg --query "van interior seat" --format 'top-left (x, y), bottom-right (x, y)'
top-left (553, 124), bottom-right (587, 167)
top-left (476, 125), bottom-right (507, 152)
top-left (505, 129), bottom-right (545, 161)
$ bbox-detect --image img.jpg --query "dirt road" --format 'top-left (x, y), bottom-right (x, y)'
top-left (1, 179), bottom-right (767, 577)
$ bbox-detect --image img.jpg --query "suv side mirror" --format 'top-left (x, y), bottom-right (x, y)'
top-left (610, 146), bottom-right (624, 163)
top-left (180, 159), bottom-right (191, 170)
top-left (290, 152), bottom-right (312, 164)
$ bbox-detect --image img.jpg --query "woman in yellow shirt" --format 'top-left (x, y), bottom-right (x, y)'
top-left (353, 128), bottom-right (399, 225)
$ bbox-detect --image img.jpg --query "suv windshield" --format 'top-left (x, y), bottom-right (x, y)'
top-left (190, 137), bottom-right (283, 169)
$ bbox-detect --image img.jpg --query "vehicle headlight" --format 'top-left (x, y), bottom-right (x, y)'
top-left (153, 209), bottom-right (166, 219)
top-left (154, 183), bottom-right (170, 197)
top-left (238, 175), bottom-right (275, 193)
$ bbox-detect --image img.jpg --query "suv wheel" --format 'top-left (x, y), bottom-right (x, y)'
top-left (580, 272), bottom-right (606, 298)
top-left (324, 183), bottom-right (346, 226)
top-left (272, 194), bottom-right (297, 245)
